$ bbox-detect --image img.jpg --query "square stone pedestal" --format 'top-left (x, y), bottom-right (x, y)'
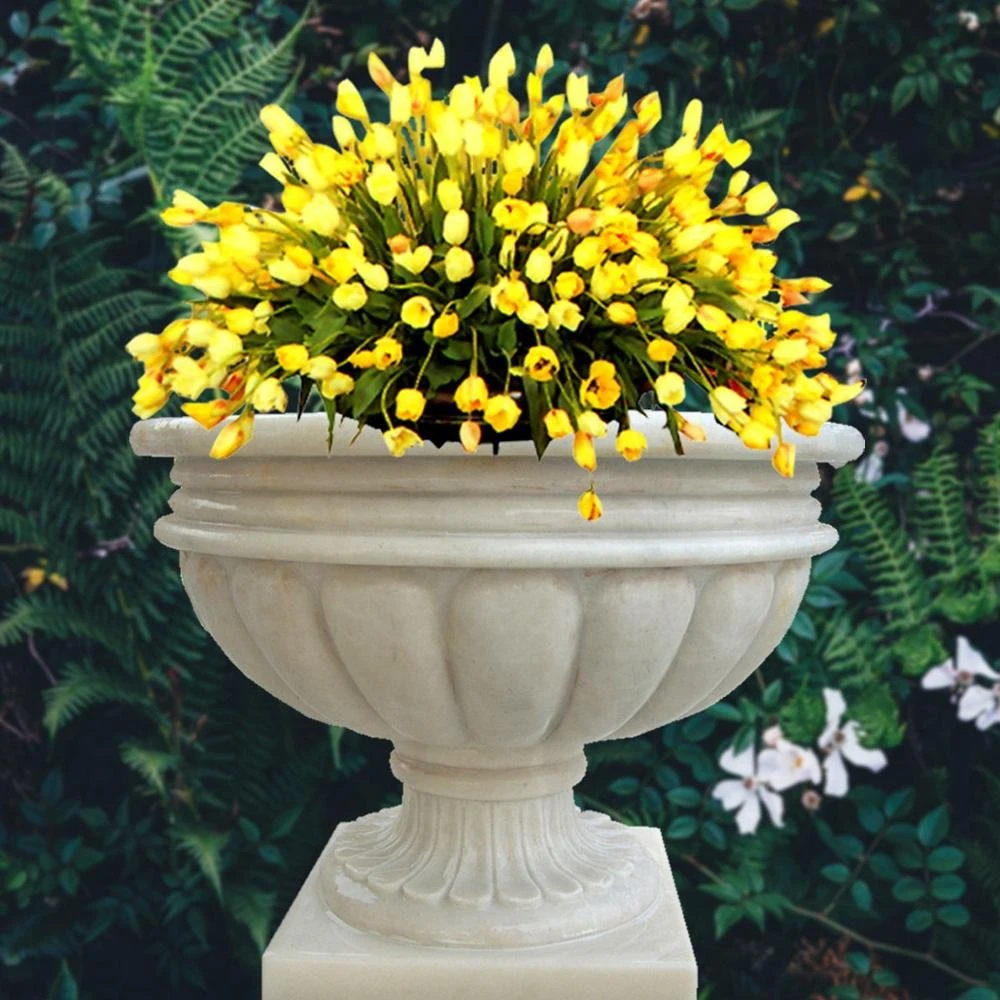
top-left (263, 827), bottom-right (697, 1000)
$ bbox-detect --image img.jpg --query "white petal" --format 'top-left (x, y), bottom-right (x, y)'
top-left (921, 661), bottom-right (957, 690)
top-left (956, 636), bottom-right (999, 681)
top-left (756, 748), bottom-right (783, 782)
top-left (975, 703), bottom-right (1000, 731)
top-left (799, 749), bottom-right (823, 786)
top-left (819, 688), bottom-right (846, 747)
top-left (719, 743), bottom-right (756, 779)
top-left (958, 684), bottom-right (994, 722)
top-left (823, 749), bottom-right (849, 797)
top-left (735, 794), bottom-right (762, 835)
top-left (840, 724), bottom-right (888, 772)
top-left (713, 779), bottom-right (751, 811)
top-left (758, 787), bottom-right (785, 828)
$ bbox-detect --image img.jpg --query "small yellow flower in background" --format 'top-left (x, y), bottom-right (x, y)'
top-left (484, 394), bottom-right (522, 432)
top-left (607, 302), bottom-right (637, 325)
top-left (21, 567), bottom-right (47, 593)
top-left (544, 408), bottom-right (573, 439)
top-left (524, 345), bottom-right (560, 381)
top-left (333, 282), bottom-right (368, 311)
top-left (252, 377), bottom-right (288, 413)
top-left (615, 428), bottom-right (647, 461)
top-left (455, 375), bottom-right (489, 412)
top-left (655, 372), bottom-right (686, 406)
top-left (401, 295), bottom-right (434, 328)
top-left (395, 388), bottom-right (427, 421)
top-left (572, 432), bottom-right (597, 472)
top-left (843, 174), bottom-right (882, 203)
top-left (383, 426), bottom-right (423, 456)
top-left (349, 349), bottom-right (376, 369)
top-left (276, 344), bottom-right (309, 372)
top-left (304, 356), bottom-right (338, 381)
top-left (460, 420), bottom-right (482, 453)
top-left (444, 247), bottom-right (475, 282)
top-left (578, 487), bottom-right (603, 521)
top-left (210, 411), bottom-right (255, 459)
top-left (373, 336), bottom-right (403, 369)
top-left (772, 441), bottom-right (796, 478)
top-left (580, 360), bottom-right (621, 409)
top-left (319, 371), bottom-right (355, 398)
top-left (432, 311), bottom-right (460, 338)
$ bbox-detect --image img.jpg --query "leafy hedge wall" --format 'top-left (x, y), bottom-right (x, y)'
top-left (1, 2), bottom-right (997, 998)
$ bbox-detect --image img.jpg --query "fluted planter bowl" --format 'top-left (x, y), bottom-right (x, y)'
top-left (131, 410), bottom-right (862, 950)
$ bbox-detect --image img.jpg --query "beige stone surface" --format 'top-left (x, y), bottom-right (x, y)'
top-left (263, 827), bottom-right (697, 1000)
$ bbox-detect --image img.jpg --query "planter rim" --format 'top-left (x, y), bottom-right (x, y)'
top-left (131, 409), bottom-right (864, 468)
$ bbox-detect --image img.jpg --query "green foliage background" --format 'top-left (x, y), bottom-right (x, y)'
top-left (0, 1), bottom-right (997, 997)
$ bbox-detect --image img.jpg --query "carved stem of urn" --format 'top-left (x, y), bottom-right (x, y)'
top-left (321, 747), bottom-right (662, 946)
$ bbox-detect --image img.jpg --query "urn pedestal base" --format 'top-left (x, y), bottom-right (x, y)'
top-left (263, 826), bottom-right (697, 1000)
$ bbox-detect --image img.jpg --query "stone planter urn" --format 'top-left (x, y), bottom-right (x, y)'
top-left (131, 410), bottom-right (862, 1000)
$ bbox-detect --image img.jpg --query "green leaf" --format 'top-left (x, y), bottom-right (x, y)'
top-left (935, 904), bottom-right (970, 928)
top-left (47, 961), bottom-right (78, 1000)
top-left (666, 816), bottom-right (698, 840)
top-left (927, 845), bottom-right (965, 872)
top-left (955, 989), bottom-right (999, 1000)
top-left (9, 11), bottom-right (30, 38)
top-left (930, 874), bottom-right (966, 901)
top-left (917, 805), bottom-right (950, 848)
top-left (884, 788), bottom-right (915, 819)
top-left (349, 367), bottom-right (393, 419)
top-left (821, 863), bottom-right (850, 884)
top-left (891, 76), bottom-right (918, 114)
top-left (608, 776), bottom-right (640, 796)
top-left (700, 820), bottom-right (727, 850)
top-left (723, 0), bottom-right (764, 8)
top-left (851, 880), bottom-right (873, 911)
top-left (713, 903), bottom-right (743, 938)
top-left (175, 827), bottom-right (229, 899)
top-left (892, 876), bottom-right (926, 902)
top-left (779, 685), bottom-right (826, 744)
top-left (704, 7), bottom-right (730, 38)
top-left (667, 787), bottom-right (702, 808)
top-left (456, 284), bottom-right (491, 319)
top-left (905, 908), bottom-right (933, 933)
top-left (827, 221), bottom-right (858, 243)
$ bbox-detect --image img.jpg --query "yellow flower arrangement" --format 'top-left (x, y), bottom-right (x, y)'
top-left (128, 39), bottom-right (862, 518)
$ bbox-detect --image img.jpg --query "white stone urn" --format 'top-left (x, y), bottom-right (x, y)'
top-left (131, 410), bottom-right (862, 997)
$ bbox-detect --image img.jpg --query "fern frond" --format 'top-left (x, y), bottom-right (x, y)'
top-left (911, 447), bottom-right (973, 574)
top-left (43, 661), bottom-right (150, 736)
top-left (974, 414), bottom-right (1000, 546)
top-left (832, 469), bottom-right (929, 630)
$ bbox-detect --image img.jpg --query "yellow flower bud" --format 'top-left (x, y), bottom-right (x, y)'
top-left (577, 411), bottom-right (607, 438)
top-left (444, 246), bottom-right (475, 283)
top-left (655, 372), bottom-right (686, 406)
top-left (772, 441), bottom-right (796, 478)
top-left (373, 336), bottom-right (403, 369)
top-left (443, 209), bottom-right (470, 245)
top-left (401, 295), bottom-right (435, 328)
top-left (252, 377), bottom-right (288, 413)
top-left (433, 109), bottom-right (463, 156)
top-left (383, 426), bottom-right (423, 457)
top-left (132, 375), bottom-right (170, 418)
top-left (210, 411), bottom-right (254, 460)
top-left (517, 299), bottom-right (549, 330)
top-left (276, 344), bottom-right (309, 372)
top-left (524, 345), bottom-right (560, 382)
top-left (395, 388), bottom-right (427, 421)
top-left (460, 419), bottom-right (481, 453)
top-left (679, 417), bottom-right (707, 442)
top-left (488, 42), bottom-right (516, 90)
top-left (437, 179), bottom-right (463, 212)
top-left (709, 385), bottom-right (748, 423)
top-left (578, 487), bottom-right (603, 522)
top-left (554, 271), bottom-right (585, 299)
top-left (646, 338), bottom-right (677, 364)
top-left (418, 310), bottom-right (456, 344)
top-left (349, 349), bottom-right (376, 369)
top-left (301, 193), bottom-right (341, 236)
top-left (336, 79), bottom-right (369, 121)
top-left (744, 182), bottom-right (778, 216)
top-left (484, 394), bottom-right (522, 432)
top-left (572, 432), bottom-right (597, 472)
top-left (160, 189), bottom-right (209, 227)
top-left (607, 302), bottom-right (637, 325)
top-left (126, 333), bottom-right (162, 361)
top-left (181, 399), bottom-right (231, 429)
top-left (566, 73), bottom-right (589, 113)
top-left (358, 261), bottom-right (389, 291)
top-left (304, 356), bottom-right (338, 381)
top-left (543, 408), bottom-right (573, 439)
top-left (524, 247), bottom-right (553, 284)
top-left (615, 428), bottom-right (647, 462)
top-left (207, 329), bottom-right (243, 364)
top-left (333, 281), bottom-right (368, 311)
top-left (366, 161), bottom-right (399, 205)
top-left (455, 375), bottom-right (489, 413)
top-left (320, 372), bottom-right (355, 398)
top-left (548, 299), bottom-right (583, 331)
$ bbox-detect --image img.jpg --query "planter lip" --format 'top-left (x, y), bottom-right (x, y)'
top-left (131, 409), bottom-right (864, 468)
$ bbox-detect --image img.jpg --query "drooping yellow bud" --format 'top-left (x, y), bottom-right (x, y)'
top-left (401, 295), bottom-right (435, 328)
top-left (578, 487), bottom-right (603, 521)
top-left (395, 388), bottom-right (427, 422)
top-left (460, 419), bottom-right (481, 453)
top-left (646, 338), bottom-right (677, 364)
top-left (437, 179), bottom-right (463, 212)
top-left (455, 375), bottom-right (489, 413)
top-left (484, 394), bottom-right (522, 432)
top-left (615, 428), bottom-right (648, 462)
top-left (251, 377), bottom-right (288, 413)
top-left (572, 432), bottom-right (597, 472)
top-left (333, 281), bottom-right (368, 311)
top-left (607, 302), bottom-right (637, 325)
top-left (210, 411), bottom-right (254, 460)
top-left (655, 372), bottom-right (686, 406)
top-left (366, 161), bottom-right (399, 205)
top-left (276, 344), bottom-right (309, 373)
top-left (525, 247), bottom-right (553, 284)
top-left (772, 441), bottom-right (796, 478)
top-left (443, 209), bottom-right (470, 245)
top-left (444, 247), bottom-right (475, 283)
top-left (577, 411), bottom-right (607, 437)
top-left (543, 408), bottom-right (573, 439)
top-left (383, 426), bottom-right (423, 457)
top-left (373, 336), bottom-right (403, 369)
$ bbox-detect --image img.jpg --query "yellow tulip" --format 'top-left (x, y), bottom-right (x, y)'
top-left (772, 441), bottom-right (796, 478)
top-left (395, 388), bottom-right (427, 421)
top-left (455, 375), bottom-right (489, 413)
top-left (443, 209), bottom-right (470, 245)
top-left (607, 302), bottom-right (637, 325)
top-left (543, 408), bottom-right (573, 439)
top-left (444, 246), bottom-right (475, 282)
top-left (276, 344), bottom-right (309, 372)
top-left (460, 419), bottom-right (481, 453)
top-left (524, 345), bottom-right (560, 381)
top-left (373, 336), bottom-right (403, 369)
top-left (432, 311), bottom-right (460, 338)
top-left (615, 428), bottom-right (647, 462)
top-left (366, 161), bottom-right (399, 205)
top-left (484, 394), bottom-right (522, 432)
top-left (646, 338), bottom-right (677, 364)
top-left (401, 295), bottom-right (435, 328)
top-left (252, 377), bottom-right (288, 413)
top-left (383, 426), bottom-right (423, 456)
top-left (572, 432), bottom-right (597, 472)
top-left (524, 247), bottom-right (553, 284)
top-left (655, 372), bottom-right (686, 406)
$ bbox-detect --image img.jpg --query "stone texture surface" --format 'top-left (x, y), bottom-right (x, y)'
top-left (263, 827), bottom-right (697, 1000)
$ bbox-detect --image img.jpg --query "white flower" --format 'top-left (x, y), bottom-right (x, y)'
top-left (958, 684), bottom-right (1000, 730)
top-left (759, 738), bottom-right (823, 792)
top-left (818, 689), bottom-right (888, 797)
top-left (896, 399), bottom-right (931, 442)
top-left (957, 9), bottom-right (980, 30)
top-left (922, 636), bottom-right (999, 696)
top-left (712, 744), bottom-right (784, 835)
top-left (855, 452), bottom-right (884, 484)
